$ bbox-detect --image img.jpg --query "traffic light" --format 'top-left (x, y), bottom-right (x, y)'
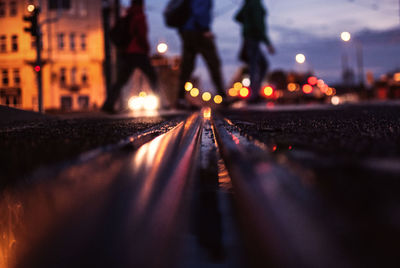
top-left (23, 5), bottom-right (39, 37)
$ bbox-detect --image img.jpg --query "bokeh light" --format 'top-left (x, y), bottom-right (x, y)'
top-left (341, 32), bottom-right (351, 42)
top-left (234, 82), bottom-right (243, 91)
top-left (239, 87), bottom-right (250, 98)
top-left (242, 78), bottom-right (251, 87)
top-left (27, 4), bottom-right (35, 12)
top-left (214, 95), bottom-right (223, 104)
top-left (302, 84), bottom-right (313, 94)
top-left (296, 54), bottom-right (306, 64)
top-left (190, 88), bottom-right (200, 97)
top-left (128, 96), bottom-right (143, 111)
top-left (331, 96), bottom-right (340, 105)
top-left (157, 42), bottom-right (168, 54)
top-left (263, 86), bottom-right (274, 97)
top-left (143, 95), bottom-right (159, 110)
top-left (287, 83), bottom-right (298, 92)
top-left (394, 73), bottom-right (400, 82)
top-left (184, 82), bottom-right (193, 91)
top-left (308, 76), bottom-right (318, 86)
top-left (229, 88), bottom-right (238, 97)
top-left (202, 92), bottom-right (212, 102)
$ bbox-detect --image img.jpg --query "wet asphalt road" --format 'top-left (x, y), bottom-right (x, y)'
top-left (223, 103), bottom-right (400, 267)
top-left (1, 103), bottom-right (400, 267)
top-left (0, 111), bottom-right (187, 187)
top-left (223, 103), bottom-right (400, 158)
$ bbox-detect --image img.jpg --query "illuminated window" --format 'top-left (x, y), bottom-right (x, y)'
top-left (13, 69), bottom-right (20, 86)
top-left (9, 0), bottom-right (17, 16)
top-left (60, 67), bottom-right (66, 85)
top-left (0, 35), bottom-right (6, 52)
top-left (70, 33), bottom-right (75, 51)
top-left (11, 35), bottom-right (18, 52)
top-left (80, 34), bottom-right (86, 50)
top-left (2, 69), bottom-right (9, 86)
top-left (48, 0), bottom-right (71, 10)
top-left (0, 1), bottom-right (5, 17)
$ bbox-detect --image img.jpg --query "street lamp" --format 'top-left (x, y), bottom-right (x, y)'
top-left (295, 53), bottom-right (306, 64)
top-left (341, 31), bottom-right (351, 42)
top-left (340, 32), bottom-right (364, 87)
top-left (157, 42), bottom-right (168, 54)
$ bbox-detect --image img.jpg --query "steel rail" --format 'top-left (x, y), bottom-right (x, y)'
top-left (211, 113), bottom-right (353, 268)
top-left (7, 113), bottom-right (204, 268)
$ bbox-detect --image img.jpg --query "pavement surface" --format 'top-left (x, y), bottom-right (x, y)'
top-left (0, 106), bottom-right (187, 187)
top-left (224, 102), bottom-right (400, 158)
top-left (1, 103), bottom-right (400, 267)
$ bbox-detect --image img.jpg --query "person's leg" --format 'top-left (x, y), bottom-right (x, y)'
top-left (245, 39), bottom-right (265, 101)
top-left (198, 35), bottom-right (226, 97)
top-left (102, 54), bottom-right (134, 111)
top-left (178, 32), bottom-right (197, 100)
top-left (136, 54), bottom-right (159, 92)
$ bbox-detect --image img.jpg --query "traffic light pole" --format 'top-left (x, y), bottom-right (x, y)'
top-left (36, 30), bottom-right (43, 113)
top-left (102, 0), bottom-right (112, 99)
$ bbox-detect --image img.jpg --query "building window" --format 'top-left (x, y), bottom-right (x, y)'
top-left (80, 34), bottom-right (86, 50)
top-left (70, 33), bottom-right (75, 51)
top-left (9, 0), bottom-right (16, 16)
top-left (0, 1), bottom-right (5, 17)
top-left (81, 68), bottom-right (88, 84)
top-left (2, 69), bottom-right (9, 86)
top-left (70, 67), bottom-right (76, 84)
top-left (78, 96), bottom-right (89, 110)
top-left (11, 35), bottom-right (18, 52)
top-left (57, 33), bottom-right (65, 50)
top-left (0, 35), bottom-right (6, 52)
top-left (60, 96), bottom-right (72, 111)
top-left (60, 68), bottom-right (66, 85)
top-left (13, 69), bottom-right (20, 86)
top-left (48, 0), bottom-right (71, 10)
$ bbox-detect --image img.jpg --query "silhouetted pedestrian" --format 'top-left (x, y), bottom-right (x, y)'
top-left (102, 0), bottom-right (158, 113)
top-left (235, 0), bottom-right (275, 103)
top-left (176, 0), bottom-right (227, 109)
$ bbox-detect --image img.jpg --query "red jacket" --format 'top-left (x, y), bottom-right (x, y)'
top-left (126, 5), bottom-right (150, 54)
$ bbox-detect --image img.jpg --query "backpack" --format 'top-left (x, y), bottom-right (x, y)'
top-left (163, 0), bottom-right (191, 28)
top-left (110, 15), bottom-right (132, 49)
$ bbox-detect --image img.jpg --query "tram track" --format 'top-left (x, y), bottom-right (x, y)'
top-left (1, 108), bottom-right (399, 267)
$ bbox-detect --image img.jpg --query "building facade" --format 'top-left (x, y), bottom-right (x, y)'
top-left (0, 0), bottom-right (106, 111)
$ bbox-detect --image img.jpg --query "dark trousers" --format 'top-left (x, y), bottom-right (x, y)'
top-left (245, 38), bottom-right (269, 100)
top-left (103, 53), bottom-right (158, 109)
top-left (178, 31), bottom-right (225, 100)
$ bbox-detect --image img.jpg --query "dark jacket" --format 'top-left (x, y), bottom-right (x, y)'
top-left (126, 5), bottom-right (150, 54)
top-left (181, 0), bottom-right (212, 32)
top-left (235, 0), bottom-right (271, 46)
